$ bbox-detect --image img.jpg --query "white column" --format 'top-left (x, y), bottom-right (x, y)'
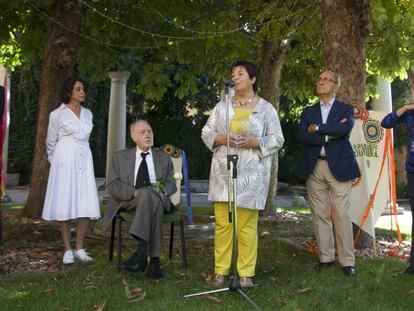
top-left (106, 71), bottom-right (130, 183)
top-left (372, 77), bottom-right (392, 113)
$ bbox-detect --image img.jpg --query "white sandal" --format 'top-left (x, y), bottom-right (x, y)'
top-left (239, 276), bottom-right (254, 288)
top-left (212, 274), bottom-right (226, 287)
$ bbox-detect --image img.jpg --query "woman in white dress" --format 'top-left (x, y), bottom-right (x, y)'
top-left (42, 79), bottom-right (100, 264)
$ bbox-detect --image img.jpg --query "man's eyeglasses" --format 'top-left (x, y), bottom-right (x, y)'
top-left (317, 77), bottom-right (337, 84)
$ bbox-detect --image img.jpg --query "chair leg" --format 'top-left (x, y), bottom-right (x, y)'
top-left (179, 215), bottom-right (187, 269)
top-left (169, 222), bottom-right (175, 259)
top-left (116, 215), bottom-right (123, 269)
top-left (109, 216), bottom-right (116, 261)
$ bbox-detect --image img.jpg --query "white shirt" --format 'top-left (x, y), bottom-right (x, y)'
top-left (320, 98), bottom-right (335, 156)
top-left (133, 147), bottom-right (156, 185)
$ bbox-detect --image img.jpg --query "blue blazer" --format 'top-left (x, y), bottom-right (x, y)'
top-left (296, 100), bottom-right (360, 181)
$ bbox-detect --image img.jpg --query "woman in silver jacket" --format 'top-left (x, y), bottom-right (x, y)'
top-left (202, 60), bottom-right (284, 287)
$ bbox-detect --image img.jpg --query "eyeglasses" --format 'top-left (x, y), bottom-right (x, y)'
top-left (317, 77), bottom-right (337, 84)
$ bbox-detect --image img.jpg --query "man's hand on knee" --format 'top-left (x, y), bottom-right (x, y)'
top-left (133, 189), bottom-right (140, 198)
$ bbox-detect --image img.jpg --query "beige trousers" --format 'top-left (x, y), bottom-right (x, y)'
top-left (306, 159), bottom-right (355, 266)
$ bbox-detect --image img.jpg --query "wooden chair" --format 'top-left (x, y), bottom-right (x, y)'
top-left (108, 145), bottom-right (190, 269)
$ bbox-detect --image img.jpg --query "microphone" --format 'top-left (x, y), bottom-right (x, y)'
top-left (224, 80), bottom-right (234, 88)
top-left (224, 80), bottom-right (234, 95)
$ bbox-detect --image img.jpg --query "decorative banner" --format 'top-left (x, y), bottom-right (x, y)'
top-left (0, 65), bottom-right (7, 199)
top-left (349, 107), bottom-right (398, 239)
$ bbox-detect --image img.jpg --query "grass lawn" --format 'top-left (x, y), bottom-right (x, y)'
top-left (1, 206), bottom-right (414, 310)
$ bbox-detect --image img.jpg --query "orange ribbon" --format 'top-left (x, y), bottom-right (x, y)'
top-left (354, 130), bottom-right (402, 246)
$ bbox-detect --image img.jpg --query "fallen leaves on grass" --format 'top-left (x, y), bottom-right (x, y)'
top-left (204, 294), bottom-right (222, 303)
top-left (260, 230), bottom-right (271, 238)
top-left (94, 301), bottom-right (106, 311)
top-left (201, 272), bottom-right (213, 283)
top-left (123, 279), bottom-right (146, 302)
top-left (297, 287), bottom-right (311, 294)
top-left (83, 271), bottom-right (98, 290)
top-left (85, 285), bottom-right (98, 290)
top-left (276, 298), bottom-right (289, 306)
top-left (175, 280), bottom-right (188, 285)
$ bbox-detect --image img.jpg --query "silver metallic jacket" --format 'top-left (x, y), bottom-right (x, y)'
top-left (202, 98), bottom-right (284, 210)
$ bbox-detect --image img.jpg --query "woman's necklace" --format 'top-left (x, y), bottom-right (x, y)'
top-left (232, 94), bottom-right (256, 108)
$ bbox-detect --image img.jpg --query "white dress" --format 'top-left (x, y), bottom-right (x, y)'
top-left (42, 104), bottom-right (101, 221)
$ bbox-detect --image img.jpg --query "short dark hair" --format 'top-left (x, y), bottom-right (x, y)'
top-left (231, 60), bottom-right (259, 92)
top-left (61, 78), bottom-right (86, 103)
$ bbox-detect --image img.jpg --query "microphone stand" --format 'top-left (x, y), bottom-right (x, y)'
top-left (184, 85), bottom-right (260, 310)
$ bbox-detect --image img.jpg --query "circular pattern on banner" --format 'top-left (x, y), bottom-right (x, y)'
top-left (353, 105), bottom-right (369, 120)
top-left (363, 118), bottom-right (384, 144)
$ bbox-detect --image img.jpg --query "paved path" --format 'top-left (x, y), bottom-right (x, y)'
top-left (4, 186), bottom-right (294, 207)
top-left (4, 184), bottom-right (412, 235)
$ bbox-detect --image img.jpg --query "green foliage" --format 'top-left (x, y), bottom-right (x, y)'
top-left (396, 182), bottom-right (408, 199)
top-left (0, 0), bottom-right (48, 69)
top-left (148, 114), bottom-right (212, 180)
top-left (0, 36), bottom-right (22, 68)
top-left (84, 80), bottom-right (111, 178)
top-left (4, 0), bottom-right (414, 184)
top-left (367, 0), bottom-right (414, 91)
top-left (7, 61), bottom-right (41, 183)
top-left (137, 64), bottom-right (172, 100)
top-left (278, 96), bottom-right (309, 184)
top-left (385, 74), bottom-right (412, 150)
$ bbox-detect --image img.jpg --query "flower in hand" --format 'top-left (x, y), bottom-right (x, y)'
top-left (152, 174), bottom-right (181, 194)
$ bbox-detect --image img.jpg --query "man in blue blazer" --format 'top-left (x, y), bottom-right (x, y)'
top-left (297, 70), bottom-right (360, 277)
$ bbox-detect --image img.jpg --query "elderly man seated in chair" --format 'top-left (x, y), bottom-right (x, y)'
top-left (103, 120), bottom-right (176, 279)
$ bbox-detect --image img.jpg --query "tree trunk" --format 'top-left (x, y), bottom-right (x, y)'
top-left (259, 38), bottom-right (289, 215)
top-left (321, 0), bottom-right (371, 106)
top-left (23, 0), bottom-right (84, 218)
top-left (321, 0), bottom-right (372, 248)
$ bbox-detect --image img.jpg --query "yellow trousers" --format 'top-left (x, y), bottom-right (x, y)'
top-left (214, 202), bottom-right (259, 277)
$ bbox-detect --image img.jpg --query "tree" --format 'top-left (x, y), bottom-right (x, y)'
top-left (321, 0), bottom-right (371, 105)
top-left (321, 0), bottom-right (372, 248)
top-left (23, 0), bottom-right (85, 217)
top-left (2, 0), bottom-right (414, 219)
top-left (76, 0), bottom-right (322, 214)
top-left (259, 39), bottom-right (290, 214)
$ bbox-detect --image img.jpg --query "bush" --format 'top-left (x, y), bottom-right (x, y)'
top-left (396, 182), bottom-right (408, 199)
